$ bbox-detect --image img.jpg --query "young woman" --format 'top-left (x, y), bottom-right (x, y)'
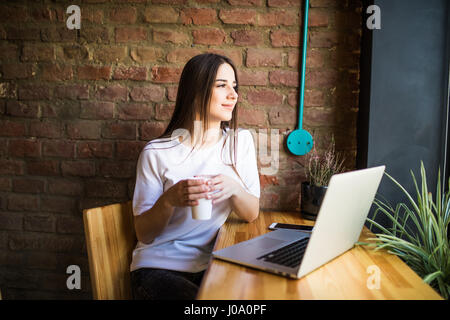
top-left (130, 53), bottom-right (260, 300)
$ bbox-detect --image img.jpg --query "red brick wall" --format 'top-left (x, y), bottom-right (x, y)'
top-left (0, 0), bottom-right (361, 298)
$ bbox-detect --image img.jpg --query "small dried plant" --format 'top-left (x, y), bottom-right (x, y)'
top-left (306, 136), bottom-right (346, 187)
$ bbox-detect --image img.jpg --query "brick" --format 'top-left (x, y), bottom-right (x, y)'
top-left (0, 159), bottom-right (24, 175)
top-left (80, 26), bottom-right (109, 43)
top-left (27, 160), bottom-right (60, 176)
top-left (109, 7), bottom-right (137, 24)
top-left (115, 27), bottom-right (147, 42)
top-left (206, 49), bottom-right (243, 67)
top-left (270, 30), bottom-right (299, 47)
top-left (8, 139), bottom-right (40, 158)
top-left (238, 70), bottom-right (268, 86)
top-left (310, 0), bottom-right (343, 7)
top-left (306, 69), bottom-right (339, 88)
top-left (153, 29), bottom-right (190, 45)
top-left (80, 101), bottom-right (114, 120)
top-left (117, 102), bottom-right (153, 120)
top-left (257, 10), bottom-right (296, 26)
top-left (8, 233), bottom-right (84, 253)
top-left (144, 7), bottom-right (179, 23)
top-left (102, 122), bottom-right (136, 140)
top-left (154, 103), bottom-right (175, 121)
top-left (268, 0), bottom-right (300, 7)
top-left (130, 46), bottom-right (164, 63)
top-left (228, 0), bottom-right (263, 5)
top-left (130, 85), bottom-right (165, 102)
top-left (81, 6), bottom-right (104, 23)
top-left (12, 178), bottom-right (45, 193)
top-left (0, 178), bottom-right (11, 192)
top-left (116, 141), bottom-right (146, 160)
top-left (140, 121), bottom-right (166, 140)
top-left (99, 161), bottom-right (136, 178)
top-left (166, 48), bottom-right (202, 64)
top-left (6, 101), bottom-right (39, 118)
top-left (309, 30), bottom-right (341, 48)
top-left (21, 45), bottom-right (55, 62)
top-left (66, 121), bottom-right (101, 140)
top-left (18, 85), bottom-right (51, 100)
top-left (151, 66), bottom-right (182, 83)
top-left (247, 89), bottom-right (283, 106)
top-left (29, 121), bottom-right (63, 138)
top-left (41, 64), bottom-right (73, 81)
top-left (231, 30), bottom-right (263, 46)
top-left (77, 65), bottom-right (111, 80)
top-left (29, 6), bottom-right (62, 22)
top-left (54, 85), bottom-right (89, 100)
top-left (309, 9), bottom-right (329, 27)
top-left (0, 82), bottom-right (17, 98)
top-left (238, 108), bottom-right (266, 126)
top-left (246, 48), bottom-right (283, 67)
top-left (94, 85), bottom-right (127, 101)
top-left (41, 195), bottom-right (77, 214)
top-left (77, 141), bottom-right (114, 159)
top-left (259, 191), bottom-right (280, 209)
top-left (334, 11), bottom-right (361, 29)
top-left (192, 29), bottom-right (226, 45)
top-left (113, 66), bottom-right (147, 81)
top-left (61, 161), bottom-right (95, 177)
top-left (24, 214), bottom-right (55, 233)
top-left (330, 50), bottom-right (359, 68)
top-left (0, 44), bottom-right (18, 60)
top-left (303, 89), bottom-right (326, 107)
top-left (181, 8), bottom-right (217, 25)
top-left (293, 48), bottom-right (329, 68)
top-left (268, 105), bottom-right (296, 125)
top-left (48, 179), bottom-right (83, 196)
top-left (85, 179), bottom-right (128, 198)
top-left (63, 45), bottom-right (89, 61)
top-left (269, 70), bottom-right (299, 87)
top-left (56, 216), bottom-right (84, 234)
top-left (0, 212), bottom-right (22, 231)
top-left (93, 46), bottom-right (128, 63)
top-left (42, 140), bottom-right (75, 158)
top-left (41, 27), bottom-right (77, 42)
top-left (167, 86), bottom-right (178, 101)
top-left (0, 5), bottom-right (29, 22)
top-left (5, 27), bottom-right (40, 41)
top-left (219, 9), bottom-right (257, 25)
top-left (304, 107), bottom-right (335, 126)
top-left (153, 0), bottom-right (187, 3)
top-left (8, 194), bottom-right (39, 211)
top-left (2, 63), bottom-right (34, 79)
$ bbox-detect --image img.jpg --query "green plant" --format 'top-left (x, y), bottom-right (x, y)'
top-left (364, 162), bottom-right (450, 299)
top-left (306, 136), bottom-right (346, 187)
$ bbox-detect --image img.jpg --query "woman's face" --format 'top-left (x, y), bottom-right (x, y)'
top-left (208, 63), bottom-right (238, 124)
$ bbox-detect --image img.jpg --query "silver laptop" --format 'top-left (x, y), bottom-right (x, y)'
top-left (213, 165), bottom-right (385, 279)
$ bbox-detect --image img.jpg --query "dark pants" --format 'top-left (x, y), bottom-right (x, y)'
top-left (130, 268), bottom-right (205, 300)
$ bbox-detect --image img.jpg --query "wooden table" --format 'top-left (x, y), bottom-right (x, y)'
top-left (197, 211), bottom-right (443, 300)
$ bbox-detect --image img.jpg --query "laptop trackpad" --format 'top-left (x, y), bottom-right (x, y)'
top-left (248, 237), bottom-right (285, 250)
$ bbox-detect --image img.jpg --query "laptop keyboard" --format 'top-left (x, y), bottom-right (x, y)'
top-left (257, 237), bottom-right (310, 268)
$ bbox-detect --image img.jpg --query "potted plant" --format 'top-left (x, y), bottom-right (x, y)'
top-left (300, 137), bottom-right (346, 220)
top-left (363, 162), bottom-right (449, 299)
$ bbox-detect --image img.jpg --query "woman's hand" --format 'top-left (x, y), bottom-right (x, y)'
top-left (208, 174), bottom-right (241, 204)
top-left (163, 178), bottom-right (212, 207)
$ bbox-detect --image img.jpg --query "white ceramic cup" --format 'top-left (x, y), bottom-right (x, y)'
top-left (189, 175), bottom-right (217, 220)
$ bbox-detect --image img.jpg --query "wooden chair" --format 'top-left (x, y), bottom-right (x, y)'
top-left (83, 201), bottom-right (137, 300)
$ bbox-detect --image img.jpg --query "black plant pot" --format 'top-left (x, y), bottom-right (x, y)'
top-left (300, 182), bottom-right (328, 221)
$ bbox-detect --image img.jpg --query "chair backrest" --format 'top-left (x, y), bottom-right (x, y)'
top-left (83, 201), bottom-right (136, 300)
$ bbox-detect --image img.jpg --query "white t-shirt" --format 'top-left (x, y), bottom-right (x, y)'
top-left (130, 128), bottom-right (260, 273)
